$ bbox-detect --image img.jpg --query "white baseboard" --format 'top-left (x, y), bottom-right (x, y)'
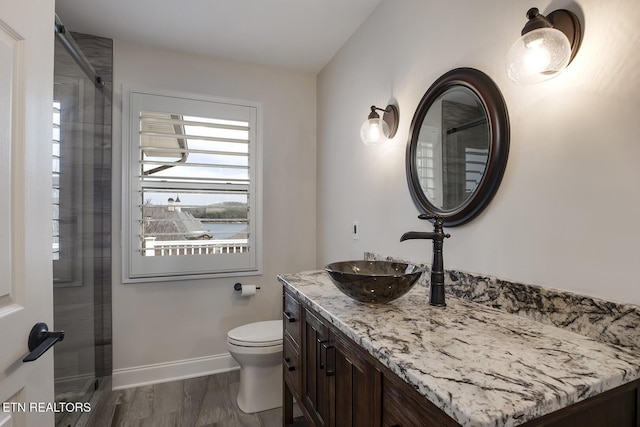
top-left (112, 353), bottom-right (239, 390)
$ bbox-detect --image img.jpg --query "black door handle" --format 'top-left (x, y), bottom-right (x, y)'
top-left (23, 322), bottom-right (64, 362)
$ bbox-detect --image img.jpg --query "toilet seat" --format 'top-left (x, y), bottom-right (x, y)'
top-left (227, 320), bottom-right (282, 347)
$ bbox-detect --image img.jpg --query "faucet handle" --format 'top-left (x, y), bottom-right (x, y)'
top-left (418, 214), bottom-right (449, 236)
top-left (418, 213), bottom-right (444, 224)
top-left (418, 213), bottom-right (443, 220)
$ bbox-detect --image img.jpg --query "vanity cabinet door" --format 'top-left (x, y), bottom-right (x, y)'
top-left (330, 333), bottom-right (376, 427)
top-left (283, 334), bottom-right (301, 396)
top-left (284, 291), bottom-right (301, 345)
top-left (381, 372), bottom-right (459, 427)
top-left (283, 289), bottom-right (303, 426)
top-left (304, 309), bottom-right (331, 427)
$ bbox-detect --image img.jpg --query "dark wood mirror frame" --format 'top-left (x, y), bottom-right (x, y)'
top-left (406, 67), bottom-right (510, 227)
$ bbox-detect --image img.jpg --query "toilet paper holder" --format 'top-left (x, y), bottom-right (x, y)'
top-left (234, 282), bottom-right (261, 292)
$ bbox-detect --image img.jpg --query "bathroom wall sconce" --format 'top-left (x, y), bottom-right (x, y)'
top-left (360, 104), bottom-right (399, 145)
top-left (506, 7), bottom-right (582, 84)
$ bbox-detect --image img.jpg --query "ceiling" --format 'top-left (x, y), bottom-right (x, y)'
top-left (54, 0), bottom-right (383, 74)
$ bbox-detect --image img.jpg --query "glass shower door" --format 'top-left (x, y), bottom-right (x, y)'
top-left (52, 30), bottom-right (111, 427)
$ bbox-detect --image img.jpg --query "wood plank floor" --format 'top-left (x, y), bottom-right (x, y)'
top-left (86, 370), bottom-right (307, 427)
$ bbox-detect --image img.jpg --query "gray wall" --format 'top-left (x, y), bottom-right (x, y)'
top-left (111, 40), bottom-right (317, 387)
top-left (317, 0), bottom-right (640, 305)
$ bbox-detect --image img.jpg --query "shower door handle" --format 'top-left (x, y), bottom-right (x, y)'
top-left (23, 322), bottom-right (64, 363)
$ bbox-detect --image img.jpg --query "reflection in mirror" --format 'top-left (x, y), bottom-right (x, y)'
top-left (406, 67), bottom-right (509, 227)
top-left (415, 87), bottom-right (489, 210)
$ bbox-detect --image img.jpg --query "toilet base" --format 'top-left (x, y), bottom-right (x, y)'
top-left (236, 363), bottom-right (283, 413)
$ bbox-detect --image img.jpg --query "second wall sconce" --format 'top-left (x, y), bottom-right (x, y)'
top-left (506, 7), bottom-right (582, 84)
top-left (360, 104), bottom-right (399, 145)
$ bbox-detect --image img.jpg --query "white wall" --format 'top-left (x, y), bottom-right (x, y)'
top-left (112, 40), bottom-right (317, 387)
top-left (317, 0), bottom-right (640, 305)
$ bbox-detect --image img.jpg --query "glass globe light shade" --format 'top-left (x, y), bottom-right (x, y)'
top-left (506, 27), bottom-right (572, 84)
top-left (360, 117), bottom-right (390, 145)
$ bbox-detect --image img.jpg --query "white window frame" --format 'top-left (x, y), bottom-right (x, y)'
top-left (122, 87), bottom-right (262, 283)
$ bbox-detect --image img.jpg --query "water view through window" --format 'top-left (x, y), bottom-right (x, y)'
top-left (139, 112), bottom-right (250, 257)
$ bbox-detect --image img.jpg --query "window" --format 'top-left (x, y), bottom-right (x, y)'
top-left (465, 147), bottom-right (489, 194)
top-left (123, 89), bottom-right (261, 282)
top-left (416, 125), bottom-right (442, 207)
top-left (52, 98), bottom-right (77, 284)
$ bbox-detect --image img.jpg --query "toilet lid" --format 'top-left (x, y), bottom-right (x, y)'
top-left (228, 320), bottom-right (282, 347)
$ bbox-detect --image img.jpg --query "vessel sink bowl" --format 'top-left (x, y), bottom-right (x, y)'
top-left (325, 260), bottom-right (424, 304)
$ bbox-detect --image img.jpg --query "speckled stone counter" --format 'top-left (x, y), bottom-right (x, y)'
top-left (278, 270), bottom-right (640, 427)
top-left (365, 252), bottom-right (640, 353)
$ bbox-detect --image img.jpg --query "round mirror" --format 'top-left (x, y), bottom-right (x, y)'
top-left (406, 68), bottom-right (509, 226)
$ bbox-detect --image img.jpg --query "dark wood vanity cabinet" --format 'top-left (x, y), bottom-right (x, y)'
top-left (518, 380), bottom-right (640, 427)
top-left (381, 372), bottom-right (459, 427)
top-left (331, 331), bottom-right (377, 427)
top-left (300, 308), bottom-right (376, 427)
top-left (282, 288), bottom-right (640, 427)
top-left (283, 288), bottom-right (451, 427)
top-left (283, 291), bottom-right (302, 399)
top-left (303, 308), bottom-right (330, 426)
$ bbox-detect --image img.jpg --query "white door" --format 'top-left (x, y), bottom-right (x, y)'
top-left (0, 1), bottom-right (56, 426)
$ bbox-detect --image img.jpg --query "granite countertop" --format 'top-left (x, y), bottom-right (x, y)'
top-left (278, 270), bottom-right (640, 427)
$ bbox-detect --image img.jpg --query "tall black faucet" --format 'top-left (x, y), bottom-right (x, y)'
top-left (400, 214), bottom-right (451, 307)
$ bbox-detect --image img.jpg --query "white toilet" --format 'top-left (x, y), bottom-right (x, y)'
top-left (227, 320), bottom-right (283, 413)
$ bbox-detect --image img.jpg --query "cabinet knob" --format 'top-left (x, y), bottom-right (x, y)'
top-left (283, 357), bottom-right (296, 371)
top-left (283, 311), bottom-right (296, 322)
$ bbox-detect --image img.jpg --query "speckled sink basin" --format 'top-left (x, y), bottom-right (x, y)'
top-left (325, 260), bottom-right (424, 304)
